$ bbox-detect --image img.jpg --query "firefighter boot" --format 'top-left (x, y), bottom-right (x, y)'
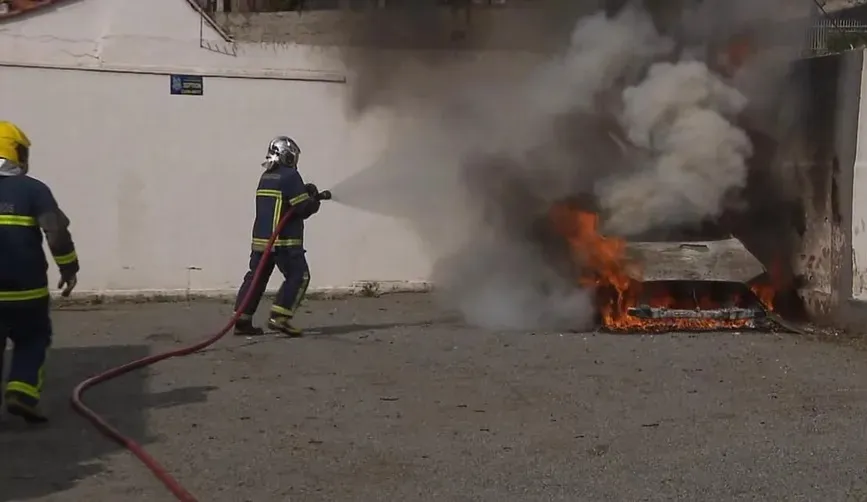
top-left (5, 390), bottom-right (48, 425)
top-left (268, 316), bottom-right (303, 337)
top-left (234, 315), bottom-right (266, 337)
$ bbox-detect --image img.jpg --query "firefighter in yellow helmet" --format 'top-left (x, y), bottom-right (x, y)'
top-left (0, 121), bottom-right (79, 424)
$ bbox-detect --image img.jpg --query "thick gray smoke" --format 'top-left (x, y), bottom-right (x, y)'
top-left (596, 60), bottom-right (753, 236)
top-left (332, 0), bottom-right (811, 330)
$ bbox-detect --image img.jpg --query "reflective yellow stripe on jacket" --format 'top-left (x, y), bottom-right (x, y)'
top-left (0, 287), bottom-right (50, 302)
top-left (289, 193), bottom-right (310, 206)
top-left (0, 215), bottom-right (48, 301)
top-left (53, 251), bottom-right (78, 265)
top-left (256, 189), bottom-right (283, 233)
top-left (251, 238), bottom-right (302, 251)
top-left (0, 214), bottom-right (37, 227)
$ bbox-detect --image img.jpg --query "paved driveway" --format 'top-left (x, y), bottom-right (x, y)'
top-left (2, 294), bottom-right (866, 501)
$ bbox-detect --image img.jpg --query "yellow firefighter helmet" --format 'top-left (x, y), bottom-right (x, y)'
top-left (0, 121), bottom-right (31, 168)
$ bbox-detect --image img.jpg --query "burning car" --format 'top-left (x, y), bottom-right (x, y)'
top-left (439, 0), bottom-right (808, 334)
top-left (547, 198), bottom-right (782, 333)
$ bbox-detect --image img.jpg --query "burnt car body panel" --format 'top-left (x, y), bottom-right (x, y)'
top-left (622, 237), bottom-right (767, 283)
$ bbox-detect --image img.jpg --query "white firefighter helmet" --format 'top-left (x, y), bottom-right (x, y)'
top-left (263, 136), bottom-right (301, 169)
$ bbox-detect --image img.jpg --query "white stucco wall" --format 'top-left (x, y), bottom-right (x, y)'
top-left (852, 51), bottom-right (867, 300)
top-left (0, 0), bottom-right (431, 296)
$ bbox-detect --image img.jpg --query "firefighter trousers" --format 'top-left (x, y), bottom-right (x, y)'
top-left (235, 248), bottom-right (310, 320)
top-left (0, 298), bottom-right (52, 407)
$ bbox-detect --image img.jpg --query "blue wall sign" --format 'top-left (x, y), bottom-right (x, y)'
top-left (170, 74), bottom-right (203, 96)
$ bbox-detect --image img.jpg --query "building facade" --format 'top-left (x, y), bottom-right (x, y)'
top-left (0, 0), bottom-right (432, 298)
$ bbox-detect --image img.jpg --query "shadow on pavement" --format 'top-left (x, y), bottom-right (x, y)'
top-left (306, 317), bottom-right (464, 337)
top-left (0, 345), bottom-right (215, 502)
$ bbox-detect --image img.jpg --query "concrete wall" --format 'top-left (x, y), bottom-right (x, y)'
top-left (777, 49), bottom-right (867, 327)
top-left (0, 0), bottom-right (432, 297)
top-left (798, 48), bottom-right (867, 330)
top-left (850, 50), bottom-right (867, 302)
top-left (792, 52), bottom-right (858, 320)
top-left (212, 5), bottom-right (592, 50)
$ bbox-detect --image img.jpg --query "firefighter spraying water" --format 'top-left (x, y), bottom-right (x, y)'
top-left (70, 134), bottom-right (334, 501)
top-left (233, 135), bottom-right (332, 338)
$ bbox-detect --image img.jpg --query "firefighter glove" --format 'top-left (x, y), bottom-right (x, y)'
top-left (58, 273), bottom-right (77, 297)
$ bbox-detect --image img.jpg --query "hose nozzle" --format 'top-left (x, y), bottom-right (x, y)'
top-left (316, 190), bottom-right (332, 201)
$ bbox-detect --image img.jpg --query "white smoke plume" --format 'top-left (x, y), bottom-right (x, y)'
top-left (333, 1), bottom-right (808, 330)
top-left (597, 60), bottom-right (753, 236)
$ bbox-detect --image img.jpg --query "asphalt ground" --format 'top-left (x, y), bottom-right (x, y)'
top-left (2, 293), bottom-right (866, 502)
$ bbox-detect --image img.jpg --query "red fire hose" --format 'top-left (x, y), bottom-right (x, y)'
top-left (70, 208), bottom-right (296, 502)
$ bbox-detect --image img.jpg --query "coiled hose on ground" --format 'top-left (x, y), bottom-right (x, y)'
top-left (70, 208), bottom-right (296, 502)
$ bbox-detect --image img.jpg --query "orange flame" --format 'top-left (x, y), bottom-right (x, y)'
top-left (749, 256), bottom-right (783, 311)
top-left (718, 35), bottom-right (756, 75)
top-left (549, 203), bottom-right (776, 332)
